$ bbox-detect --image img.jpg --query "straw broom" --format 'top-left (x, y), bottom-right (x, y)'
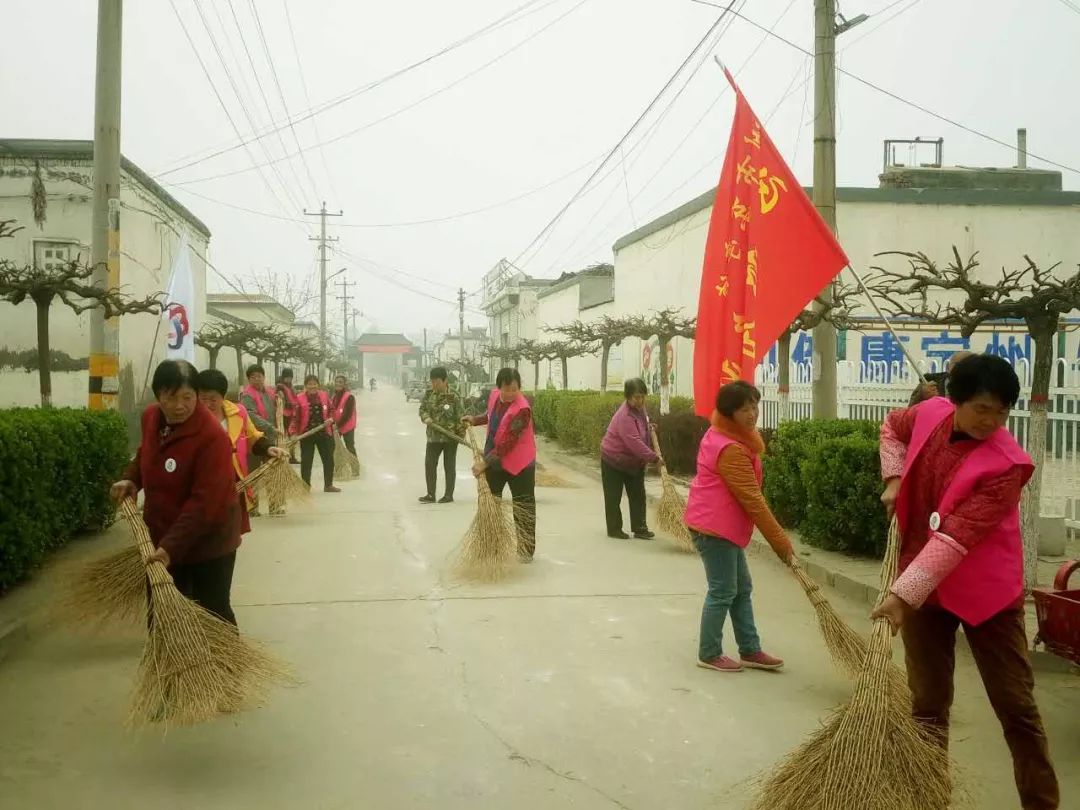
top-left (57, 545), bottom-right (146, 627)
top-left (752, 518), bottom-right (953, 810)
top-left (120, 499), bottom-right (292, 727)
top-left (333, 430), bottom-right (360, 481)
top-left (648, 423), bottom-right (694, 553)
top-left (430, 423), bottom-right (517, 581)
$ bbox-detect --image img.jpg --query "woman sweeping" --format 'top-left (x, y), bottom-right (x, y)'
top-left (463, 367), bottom-right (537, 561)
top-left (110, 360), bottom-right (242, 625)
top-left (291, 374), bottom-right (340, 493)
top-left (195, 369), bottom-right (287, 534)
top-left (600, 377), bottom-right (658, 539)
top-left (872, 353), bottom-right (1059, 808)
top-left (331, 374), bottom-right (358, 456)
top-left (686, 381), bottom-right (792, 673)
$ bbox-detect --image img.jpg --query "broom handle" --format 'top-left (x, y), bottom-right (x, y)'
top-left (284, 421), bottom-right (332, 450)
top-left (118, 498), bottom-right (172, 587)
top-left (428, 421), bottom-right (472, 450)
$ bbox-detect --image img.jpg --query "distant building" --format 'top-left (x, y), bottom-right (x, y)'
top-left (0, 138), bottom-right (210, 408)
top-left (433, 326), bottom-right (488, 366)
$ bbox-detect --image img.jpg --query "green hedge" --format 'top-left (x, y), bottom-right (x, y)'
top-left (0, 409), bottom-right (129, 592)
top-left (527, 390), bottom-right (707, 475)
top-left (800, 436), bottom-right (889, 557)
top-left (762, 418), bottom-right (880, 529)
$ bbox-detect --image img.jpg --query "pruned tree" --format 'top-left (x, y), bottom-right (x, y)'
top-left (541, 339), bottom-right (594, 390)
top-left (482, 343), bottom-right (523, 375)
top-left (0, 219), bottom-right (164, 407)
top-left (195, 323), bottom-right (231, 370)
top-left (866, 248), bottom-right (1080, 589)
top-left (774, 283), bottom-right (860, 422)
top-left (552, 315), bottom-right (636, 391)
top-left (515, 339), bottom-right (553, 391)
top-left (623, 308), bottom-right (697, 414)
top-left (240, 267), bottom-right (316, 320)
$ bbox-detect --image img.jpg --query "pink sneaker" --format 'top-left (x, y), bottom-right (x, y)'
top-left (741, 651), bottom-right (784, 671)
top-left (697, 656), bottom-right (743, 673)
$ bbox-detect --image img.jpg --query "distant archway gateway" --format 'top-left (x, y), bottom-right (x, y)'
top-left (353, 333), bottom-right (416, 386)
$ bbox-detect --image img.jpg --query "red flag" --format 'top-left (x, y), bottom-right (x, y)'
top-left (692, 70), bottom-right (849, 416)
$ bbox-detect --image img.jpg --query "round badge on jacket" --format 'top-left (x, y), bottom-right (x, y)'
top-left (928, 511), bottom-right (941, 531)
top-left (165, 458), bottom-right (177, 473)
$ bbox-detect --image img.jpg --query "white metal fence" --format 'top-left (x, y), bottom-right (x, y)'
top-left (755, 358), bottom-right (1080, 515)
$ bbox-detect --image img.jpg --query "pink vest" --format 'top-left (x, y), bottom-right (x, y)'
top-left (685, 429), bottom-right (761, 548)
top-left (486, 389), bottom-right (536, 476)
top-left (333, 391), bottom-right (357, 433)
top-left (242, 385), bottom-right (269, 419)
top-left (897, 397), bottom-right (1033, 626)
top-left (295, 390), bottom-right (333, 436)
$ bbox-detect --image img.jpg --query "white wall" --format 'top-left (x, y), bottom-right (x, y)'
top-left (0, 156), bottom-right (209, 407)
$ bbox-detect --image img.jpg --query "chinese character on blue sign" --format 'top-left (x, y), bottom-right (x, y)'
top-left (792, 333), bottom-right (813, 365)
top-left (921, 331), bottom-right (970, 368)
top-left (861, 333), bottom-right (910, 381)
top-left (984, 333), bottom-right (1031, 364)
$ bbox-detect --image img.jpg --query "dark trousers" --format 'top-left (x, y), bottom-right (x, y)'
top-left (342, 430), bottom-right (356, 456)
top-left (486, 463), bottom-right (536, 559)
top-left (600, 459), bottom-right (648, 534)
top-left (902, 605), bottom-right (1059, 809)
top-left (170, 551), bottom-right (238, 626)
top-left (300, 431), bottom-right (335, 489)
top-left (424, 441), bottom-right (458, 498)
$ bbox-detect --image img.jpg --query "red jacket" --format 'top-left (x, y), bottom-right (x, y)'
top-left (123, 402), bottom-right (241, 565)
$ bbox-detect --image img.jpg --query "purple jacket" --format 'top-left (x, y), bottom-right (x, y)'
top-left (601, 403), bottom-right (660, 472)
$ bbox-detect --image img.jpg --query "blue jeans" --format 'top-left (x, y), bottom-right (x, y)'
top-left (694, 532), bottom-right (761, 660)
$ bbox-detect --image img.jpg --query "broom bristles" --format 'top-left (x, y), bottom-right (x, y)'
top-left (260, 456), bottom-right (311, 505)
top-left (655, 466), bottom-right (693, 552)
top-left (56, 545), bottom-right (146, 627)
top-left (453, 472), bottom-right (518, 582)
top-left (535, 467), bottom-right (570, 488)
top-left (120, 500), bottom-right (293, 729)
top-left (754, 518), bottom-right (955, 809)
top-left (333, 433), bottom-right (360, 481)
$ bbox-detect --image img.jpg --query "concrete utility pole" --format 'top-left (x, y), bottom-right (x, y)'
top-left (304, 201), bottom-right (342, 379)
top-left (335, 276), bottom-right (355, 371)
top-left (458, 288), bottom-right (467, 371)
top-left (89, 0), bottom-right (123, 411)
top-left (810, 1), bottom-right (865, 418)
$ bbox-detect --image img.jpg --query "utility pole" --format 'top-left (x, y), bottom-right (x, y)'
top-left (304, 201), bottom-right (342, 379)
top-left (423, 327), bottom-right (428, 367)
top-left (458, 288), bottom-right (467, 368)
top-left (335, 276), bottom-right (355, 372)
top-left (89, 0), bottom-right (123, 411)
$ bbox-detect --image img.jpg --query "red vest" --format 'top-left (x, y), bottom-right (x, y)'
top-left (685, 429), bottom-right (760, 547)
top-left (486, 389), bottom-right (536, 475)
top-left (242, 384), bottom-right (270, 420)
top-left (333, 391), bottom-right (357, 434)
top-left (897, 397), bottom-right (1033, 626)
top-left (293, 390), bottom-right (333, 436)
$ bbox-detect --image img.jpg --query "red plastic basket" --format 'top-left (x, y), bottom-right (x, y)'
top-left (1032, 561), bottom-right (1080, 665)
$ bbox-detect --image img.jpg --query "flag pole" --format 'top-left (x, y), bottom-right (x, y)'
top-left (842, 264), bottom-right (928, 385)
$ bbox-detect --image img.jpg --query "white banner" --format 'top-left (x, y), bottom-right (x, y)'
top-left (163, 233), bottom-right (196, 362)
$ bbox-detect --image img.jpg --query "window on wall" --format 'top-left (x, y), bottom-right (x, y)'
top-left (33, 241), bottom-right (79, 272)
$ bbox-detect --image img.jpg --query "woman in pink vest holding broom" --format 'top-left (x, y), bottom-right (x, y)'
top-left (331, 374), bottom-right (358, 456)
top-left (686, 381), bottom-right (793, 674)
top-left (872, 353), bottom-right (1058, 808)
top-left (464, 367), bottom-right (537, 561)
top-left (291, 374), bottom-right (340, 493)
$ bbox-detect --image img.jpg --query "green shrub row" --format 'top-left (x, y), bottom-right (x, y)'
top-left (527, 390), bottom-right (707, 475)
top-left (0, 409), bottom-right (129, 592)
top-left (762, 419), bottom-right (887, 558)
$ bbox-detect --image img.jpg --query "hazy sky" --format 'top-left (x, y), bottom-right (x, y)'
top-left (3, 0), bottom-right (1078, 338)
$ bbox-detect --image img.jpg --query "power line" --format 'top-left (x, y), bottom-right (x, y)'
top-left (155, 0), bottom-right (556, 176)
top-left (281, 0), bottom-right (340, 203)
top-left (690, 0), bottom-right (1080, 175)
top-left (169, 0), bottom-right (593, 187)
top-left (510, 0), bottom-right (740, 270)
top-left (845, 0), bottom-right (928, 47)
top-left (248, 0), bottom-right (322, 200)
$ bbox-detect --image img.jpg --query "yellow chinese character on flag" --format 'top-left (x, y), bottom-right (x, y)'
top-left (757, 167), bottom-right (788, 215)
top-left (732, 197), bottom-right (751, 231)
top-left (743, 123), bottom-right (762, 150)
top-left (733, 314), bottom-right (756, 359)
top-left (723, 240), bottom-right (741, 261)
top-left (721, 359), bottom-right (741, 383)
top-left (736, 155), bottom-right (757, 187)
top-left (746, 249), bottom-right (759, 296)
top-left (715, 275), bottom-right (730, 297)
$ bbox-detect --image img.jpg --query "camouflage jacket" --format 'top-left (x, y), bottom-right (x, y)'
top-left (418, 389), bottom-right (465, 444)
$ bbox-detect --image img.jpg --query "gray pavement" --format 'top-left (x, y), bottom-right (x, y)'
top-left (0, 387), bottom-right (1077, 809)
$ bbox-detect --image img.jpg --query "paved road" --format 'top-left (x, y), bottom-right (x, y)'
top-left (0, 387), bottom-right (1076, 809)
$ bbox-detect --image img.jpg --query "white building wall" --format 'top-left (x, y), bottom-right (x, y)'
top-left (0, 158), bottom-right (209, 407)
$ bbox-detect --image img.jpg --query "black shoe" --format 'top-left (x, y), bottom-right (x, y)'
top-left (438, 495), bottom-right (454, 504)
top-left (418, 495), bottom-right (436, 504)
top-left (608, 530), bottom-right (630, 540)
top-left (634, 530), bottom-right (656, 540)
